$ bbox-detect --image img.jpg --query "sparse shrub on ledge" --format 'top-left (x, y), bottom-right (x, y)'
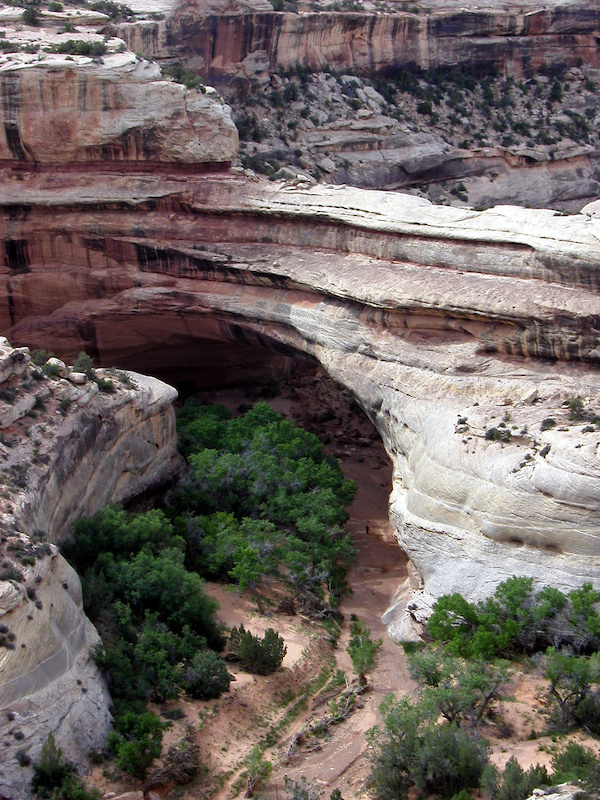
top-left (50, 40), bottom-right (108, 57)
top-left (22, 4), bottom-right (40, 26)
top-left (72, 351), bottom-right (94, 378)
top-left (31, 350), bottom-right (54, 367)
top-left (90, 0), bottom-right (134, 20)
top-left (164, 65), bottom-right (206, 92)
top-left (484, 426), bottom-right (511, 443)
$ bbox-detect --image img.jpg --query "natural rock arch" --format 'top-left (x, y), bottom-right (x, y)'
top-left (3, 173), bottom-right (600, 621)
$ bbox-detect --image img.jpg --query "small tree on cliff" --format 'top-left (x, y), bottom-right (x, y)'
top-left (32, 733), bottom-right (100, 800)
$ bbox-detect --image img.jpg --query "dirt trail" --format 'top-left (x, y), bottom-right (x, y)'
top-left (270, 456), bottom-right (412, 796)
top-left (87, 368), bottom-right (600, 800)
top-left (189, 370), bottom-right (413, 796)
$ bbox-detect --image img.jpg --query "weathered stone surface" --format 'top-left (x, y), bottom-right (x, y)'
top-left (68, 371), bottom-right (88, 385)
top-left (0, 549), bottom-right (112, 800)
top-left (114, 0), bottom-right (600, 82)
top-left (2, 173), bottom-right (600, 637)
top-left (526, 786), bottom-right (580, 800)
top-left (0, 53), bottom-right (238, 166)
top-left (0, 342), bottom-right (179, 800)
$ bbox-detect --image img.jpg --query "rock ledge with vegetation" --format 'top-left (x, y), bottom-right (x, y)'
top-left (0, 340), bottom-right (178, 800)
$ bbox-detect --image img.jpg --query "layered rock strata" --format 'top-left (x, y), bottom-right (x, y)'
top-left (113, 0), bottom-right (600, 82)
top-left (0, 339), bottom-right (178, 800)
top-left (1, 172), bottom-right (600, 633)
top-left (0, 52), bottom-right (238, 168)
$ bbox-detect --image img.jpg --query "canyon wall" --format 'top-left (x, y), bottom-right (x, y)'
top-left (0, 52), bottom-right (238, 168)
top-left (2, 43), bottom-right (600, 790)
top-left (107, 0), bottom-right (600, 210)
top-left (2, 169), bottom-right (600, 631)
top-left (0, 340), bottom-right (179, 799)
top-left (113, 1), bottom-right (600, 82)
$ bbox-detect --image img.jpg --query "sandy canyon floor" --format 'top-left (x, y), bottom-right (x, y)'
top-left (86, 368), bottom-right (600, 800)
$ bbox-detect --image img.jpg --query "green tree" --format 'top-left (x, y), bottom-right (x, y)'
top-left (427, 578), bottom-right (600, 659)
top-left (347, 617), bottom-right (382, 684)
top-left (242, 746), bottom-right (272, 797)
top-left (427, 593), bottom-right (480, 655)
top-left (173, 402), bottom-right (356, 614)
top-left (545, 648), bottom-right (600, 732)
top-left (108, 712), bottom-right (165, 780)
top-left (409, 649), bottom-right (510, 727)
top-left (183, 650), bottom-right (232, 700)
top-left (368, 695), bottom-right (488, 800)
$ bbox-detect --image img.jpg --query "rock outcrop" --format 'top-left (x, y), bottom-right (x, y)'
top-left (2, 170), bottom-right (600, 636)
top-left (0, 339), bottom-right (178, 799)
top-left (0, 52), bottom-right (238, 168)
top-left (4, 14), bottom-right (600, 797)
top-left (113, 0), bottom-right (600, 83)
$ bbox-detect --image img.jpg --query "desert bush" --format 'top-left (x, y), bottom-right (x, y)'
top-left (44, 362), bottom-right (62, 379)
top-left (165, 64), bottom-right (206, 91)
top-left (32, 734), bottom-right (99, 800)
top-left (346, 617), bottom-right (382, 683)
top-left (22, 5), bottom-right (40, 25)
top-left (90, 1), bottom-right (134, 20)
top-left (551, 742), bottom-right (599, 784)
top-left (72, 352), bottom-right (94, 378)
top-left (31, 350), bottom-right (54, 366)
top-left (183, 650), bottom-right (232, 699)
top-left (482, 758), bottom-right (548, 800)
top-left (368, 695), bottom-right (488, 800)
top-left (51, 40), bottom-right (107, 56)
top-left (147, 727), bottom-right (200, 787)
top-left (108, 711), bottom-right (165, 780)
top-left (284, 776), bottom-right (323, 800)
top-left (242, 746), bottom-right (272, 797)
top-left (229, 624), bottom-right (287, 674)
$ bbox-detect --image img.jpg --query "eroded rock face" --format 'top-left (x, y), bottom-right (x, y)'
top-left (114, 0), bottom-right (600, 82)
top-left (1, 173), bottom-right (600, 638)
top-left (0, 339), bottom-right (178, 799)
top-left (0, 52), bottom-right (238, 167)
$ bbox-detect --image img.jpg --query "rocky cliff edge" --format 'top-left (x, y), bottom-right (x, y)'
top-left (0, 340), bottom-right (178, 800)
top-left (0, 51), bottom-right (238, 167)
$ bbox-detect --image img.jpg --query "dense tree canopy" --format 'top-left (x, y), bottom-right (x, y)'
top-left (170, 400), bottom-right (357, 613)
